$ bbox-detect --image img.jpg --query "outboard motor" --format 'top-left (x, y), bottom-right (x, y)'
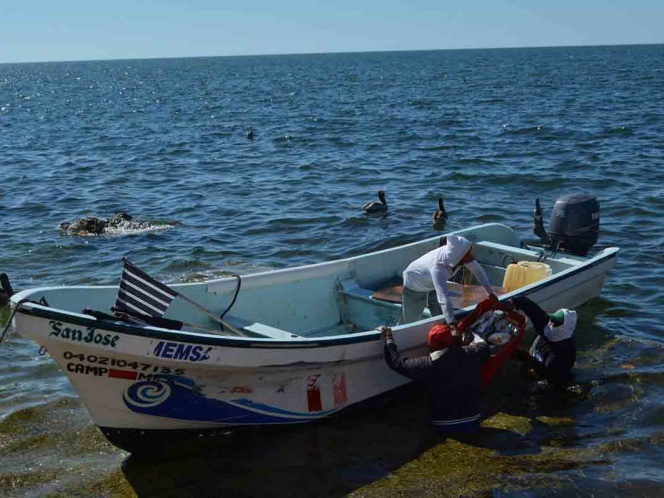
top-left (532, 194), bottom-right (600, 256)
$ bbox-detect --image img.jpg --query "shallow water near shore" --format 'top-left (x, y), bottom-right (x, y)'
top-left (1, 44), bottom-right (663, 497)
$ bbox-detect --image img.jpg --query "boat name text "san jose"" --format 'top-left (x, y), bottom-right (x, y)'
top-left (153, 341), bottom-right (212, 362)
top-left (49, 321), bottom-right (119, 348)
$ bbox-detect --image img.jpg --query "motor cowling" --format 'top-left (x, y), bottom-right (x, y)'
top-left (547, 194), bottom-right (600, 256)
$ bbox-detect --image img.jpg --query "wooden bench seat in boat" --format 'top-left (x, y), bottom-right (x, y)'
top-left (338, 279), bottom-right (402, 310)
top-left (337, 279), bottom-right (402, 330)
top-left (222, 315), bottom-right (302, 340)
top-left (339, 278), bottom-right (504, 311)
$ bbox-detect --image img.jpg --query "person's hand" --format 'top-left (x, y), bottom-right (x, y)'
top-left (502, 299), bottom-right (516, 312)
top-left (450, 323), bottom-right (463, 345)
top-left (450, 322), bottom-right (471, 345)
top-left (377, 326), bottom-right (393, 342)
top-left (510, 296), bottom-right (525, 311)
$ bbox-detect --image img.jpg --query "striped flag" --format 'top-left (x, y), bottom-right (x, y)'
top-left (114, 258), bottom-right (178, 318)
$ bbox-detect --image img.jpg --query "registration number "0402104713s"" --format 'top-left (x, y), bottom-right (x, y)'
top-left (62, 351), bottom-right (185, 376)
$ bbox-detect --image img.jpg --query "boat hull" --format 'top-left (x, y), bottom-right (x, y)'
top-left (14, 312), bottom-right (417, 433)
top-left (10, 223), bottom-right (619, 450)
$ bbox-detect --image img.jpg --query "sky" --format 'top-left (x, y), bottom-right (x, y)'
top-left (1, 0), bottom-right (662, 63)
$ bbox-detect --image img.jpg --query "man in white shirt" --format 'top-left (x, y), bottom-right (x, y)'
top-left (398, 235), bottom-right (498, 327)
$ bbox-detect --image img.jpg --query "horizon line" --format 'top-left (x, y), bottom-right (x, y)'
top-left (1, 41), bottom-right (662, 66)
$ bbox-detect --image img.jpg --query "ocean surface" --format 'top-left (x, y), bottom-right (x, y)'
top-left (1, 45), bottom-right (662, 497)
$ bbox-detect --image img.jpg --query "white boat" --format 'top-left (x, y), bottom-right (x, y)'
top-left (9, 222), bottom-right (619, 451)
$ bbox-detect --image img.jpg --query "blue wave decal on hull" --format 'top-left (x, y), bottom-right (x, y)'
top-left (122, 377), bottom-right (334, 424)
top-left (232, 398), bottom-right (338, 419)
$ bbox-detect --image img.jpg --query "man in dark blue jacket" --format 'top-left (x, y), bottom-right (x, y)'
top-left (380, 323), bottom-right (489, 437)
top-left (510, 296), bottom-right (577, 389)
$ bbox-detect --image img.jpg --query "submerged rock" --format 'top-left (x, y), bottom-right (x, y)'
top-left (58, 212), bottom-right (153, 236)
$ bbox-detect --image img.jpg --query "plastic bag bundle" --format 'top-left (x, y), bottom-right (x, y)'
top-left (470, 310), bottom-right (516, 349)
top-left (471, 312), bottom-right (497, 337)
top-left (487, 331), bottom-right (511, 346)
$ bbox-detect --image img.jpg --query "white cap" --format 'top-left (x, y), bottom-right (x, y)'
top-left (441, 235), bottom-right (472, 268)
top-left (544, 309), bottom-right (577, 342)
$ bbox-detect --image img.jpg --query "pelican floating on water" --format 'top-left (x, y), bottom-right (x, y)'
top-left (432, 197), bottom-right (448, 231)
top-left (0, 273), bottom-right (14, 307)
top-left (363, 190), bottom-right (388, 214)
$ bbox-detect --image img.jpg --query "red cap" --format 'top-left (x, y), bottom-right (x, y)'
top-left (428, 324), bottom-right (453, 350)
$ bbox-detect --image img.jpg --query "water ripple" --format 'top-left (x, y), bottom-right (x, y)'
top-left (0, 45), bottom-right (663, 496)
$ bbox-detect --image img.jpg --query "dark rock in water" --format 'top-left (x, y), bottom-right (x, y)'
top-left (59, 217), bottom-right (108, 235)
top-left (107, 212), bottom-right (133, 227)
top-left (58, 212), bottom-right (150, 236)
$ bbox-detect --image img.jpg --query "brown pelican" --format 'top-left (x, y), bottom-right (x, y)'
top-left (247, 127), bottom-right (254, 140)
top-left (1, 273), bottom-right (14, 307)
top-left (363, 190), bottom-right (388, 214)
top-left (432, 197), bottom-right (448, 231)
top-left (532, 198), bottom-right (551, 245)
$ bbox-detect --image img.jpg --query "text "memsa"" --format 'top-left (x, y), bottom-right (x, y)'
top-left (153, 341), bottom-right (212, 362)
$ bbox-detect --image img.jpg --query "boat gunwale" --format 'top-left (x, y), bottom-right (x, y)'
top-left (11, 247), bottom-right (619, 349)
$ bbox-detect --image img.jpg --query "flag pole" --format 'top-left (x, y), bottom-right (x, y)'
top-left (175, 292), bottom-right (247, 336)
top-left (106, 308), bottom-right (237, 336)
top-left (118, 257), bottom-right (247, 337)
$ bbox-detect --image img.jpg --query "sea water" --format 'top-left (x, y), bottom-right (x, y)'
top-left (0, 45), bottom-right (662, 497)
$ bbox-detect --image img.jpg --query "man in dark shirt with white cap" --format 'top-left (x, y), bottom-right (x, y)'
top-left (509, 296), bottom-right (577, 388)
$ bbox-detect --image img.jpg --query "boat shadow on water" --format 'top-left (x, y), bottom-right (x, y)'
top-left (119, 372), bottom-right (571, 498)
top-left (120, 386), bottom-right (440, 497)
top-left (118, 309), bottom-right (662, 497)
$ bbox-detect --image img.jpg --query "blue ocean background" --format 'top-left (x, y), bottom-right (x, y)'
top-left (0, 45), bottom-right (663, 497)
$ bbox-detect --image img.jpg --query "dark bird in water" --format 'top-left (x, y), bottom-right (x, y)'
top-left (432, 197), bottom-right (448, 231)
top-left (1, 273), bottom-right (14, 307)
top-left (363, 190), bottom-right (388, 214)
top-left (247, 127), bottom-right (254, 140)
